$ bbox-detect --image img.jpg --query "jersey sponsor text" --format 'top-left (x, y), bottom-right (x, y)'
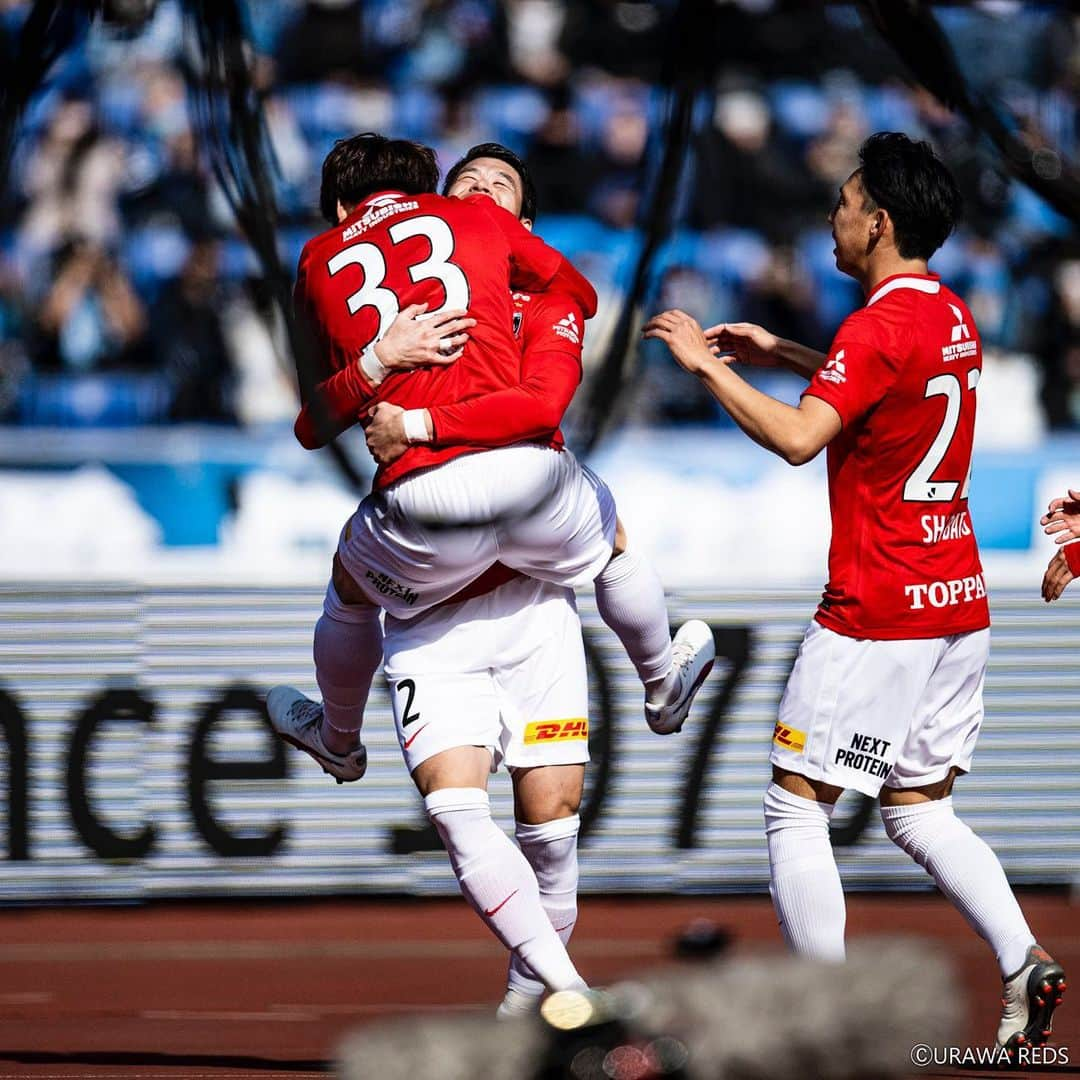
top-left (904, 572), bottom-right (986, 611)
top-left (921, 511), bottom-right (972, 545)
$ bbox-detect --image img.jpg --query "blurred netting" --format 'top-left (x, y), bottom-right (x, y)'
top-left (0, 1), bottom-right (1076, 438)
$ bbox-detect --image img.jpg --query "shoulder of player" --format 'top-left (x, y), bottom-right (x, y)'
top-left (834, 296), bottom-right (914, 351)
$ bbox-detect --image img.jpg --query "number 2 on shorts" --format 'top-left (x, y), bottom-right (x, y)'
top-left (396, 678), bottom-right (421, 726)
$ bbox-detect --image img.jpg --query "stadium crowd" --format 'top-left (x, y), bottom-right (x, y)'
top-left (0, 0), bottom-right (1077, 431)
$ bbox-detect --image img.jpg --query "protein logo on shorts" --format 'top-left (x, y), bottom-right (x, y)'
top-left (524, 718), bottom-right (588, 744)
top-left (772, 722), bottom-right (806, 753)
top-left (364, 570), bottom-right (418, 606)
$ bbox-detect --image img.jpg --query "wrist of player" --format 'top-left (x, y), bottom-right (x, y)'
top-left (1064, 540), bottom-right (1080, 577)
top-left (401, 409), bottom-right (433, 444)
top-left (360, 342), bottom-right (390, 386)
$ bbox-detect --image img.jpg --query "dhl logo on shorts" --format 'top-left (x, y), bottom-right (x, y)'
top-left (773, 722), bottom-right (806, 753)
top-left (524, 718), bottom-right (589, 744)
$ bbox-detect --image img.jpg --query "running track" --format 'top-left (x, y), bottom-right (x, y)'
top-left (1, 893), bottom-right (1075, 1078)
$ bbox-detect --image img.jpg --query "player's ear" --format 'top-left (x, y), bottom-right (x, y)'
top-left (336, 199), bottom-right (349, 225)
top-left (519, 217), bottom-right (534, 232)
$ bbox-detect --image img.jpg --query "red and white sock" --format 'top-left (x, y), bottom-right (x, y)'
top-left (313, 583), bottom-right (382, 751)
top-left (425, 788), bottom-right (586, 993)
top-left (502, 814), bottom-right (581, 1010)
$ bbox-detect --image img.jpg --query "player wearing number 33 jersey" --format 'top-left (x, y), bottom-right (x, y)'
top-left (803, 272), bottom-right (989, 639)
top-left (294, 187), bottom-right (595, 491)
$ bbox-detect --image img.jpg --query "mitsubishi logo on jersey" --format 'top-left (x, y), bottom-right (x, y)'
top-left (942, 304), bottom-right (978, 362)
top-left (342, 193), bottom-right (418, 241)
top-left (819, 349), bottom-right (847, 385)
top-left (948, 303), bottom-right (970, 344)
top-left (553, 311), bottom-right (580, 345)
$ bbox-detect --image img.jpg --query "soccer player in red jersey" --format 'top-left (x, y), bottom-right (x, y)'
top-left (644, 133), bottom-right (1065, 1055)
top-left (269, 138), bottom-right (713, 1011)
top-left (1040, 488), bottom-right (1080, 601)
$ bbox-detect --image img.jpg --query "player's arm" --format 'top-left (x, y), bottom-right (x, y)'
top-left (704, 321), bottom-right (828, 380)
top-left (364, 296), bottom-right (584, 466)
top-left (468, 196), bottom-right (598, 318)
top-left (642, 308), bottom-right (841, 465)
top-left (294, 304), bottom-right (475, 450)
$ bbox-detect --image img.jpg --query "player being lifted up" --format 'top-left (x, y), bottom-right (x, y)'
top-left (644, 132), bottom-right (1065, 1057)
top-left (272, 136), bottom-right (713, 776)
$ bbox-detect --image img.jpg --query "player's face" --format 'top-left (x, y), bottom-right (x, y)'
top-left (447, 157), bottom-right (526, 222)
top-left (828, 171), bottom-right (873, 278)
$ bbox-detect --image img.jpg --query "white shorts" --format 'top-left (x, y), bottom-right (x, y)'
top-left (770, 621), bottom-right (989, 797)
top-left (381, 574), bottom-right (591, 774)
top-left (339, 446), bottom-right (617, 618)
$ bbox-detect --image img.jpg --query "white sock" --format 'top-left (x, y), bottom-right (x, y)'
top-left (594, 546), bottom-right (673, 700)
top-left (425, 789), bottom-right (586, 993)
top-left (880, 797), bottom-right (1036, 975)
top-left (764, 783), bottom-right (846, 962)
top-left (314, 583), bottom-right (382, 738)
top-left (505, 814), bottom-right (581, 1002)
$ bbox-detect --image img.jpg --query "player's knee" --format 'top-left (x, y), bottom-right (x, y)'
top-left (332, 553), bottom-right (374, 607)
top-left (424, 787), bottom-right (492, 862)
top-left (879, 797), bottom-right (957, 866)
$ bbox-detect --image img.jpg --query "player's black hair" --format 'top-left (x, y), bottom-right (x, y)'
top-left (856, 132), bottom-right (962, 261)
top-left (441, 142), bottom-right (538, 223)
top-left (319, 133), bottom-right (439, 225)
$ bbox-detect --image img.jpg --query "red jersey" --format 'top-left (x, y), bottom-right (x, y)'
top-left (427, 289), bottom-right (584, 451)
top-left (293, 190), bottom-right (596, 488)
top-left (802, 272), bottom-right (990, 640)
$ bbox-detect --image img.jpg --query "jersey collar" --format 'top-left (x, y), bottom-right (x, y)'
top-left (866, 272), bottom-right (941, 307)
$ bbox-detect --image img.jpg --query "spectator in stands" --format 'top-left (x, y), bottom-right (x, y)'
top-left (589, 102), bottom-right (648, 229)
top-left (19, 96), bottom-right (125, 253)
top-left (33, 240), bottom-right (148, 373)
top-left (691, 88), bottom-right (824, 241)
top-left (151, 237), bottom-right (237, 423)
top-left (527, 90), bottom-right (599, 216)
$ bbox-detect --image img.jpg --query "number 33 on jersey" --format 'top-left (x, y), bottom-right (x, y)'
top-left (802, 273), bottom-right (991, 641)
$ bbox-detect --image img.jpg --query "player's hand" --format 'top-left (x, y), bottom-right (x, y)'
top-left (365, 401), bottom-right (411, 466)
top-left (1042, 547), bottom-right (1075, 603)
top-left (704, 321), bottom-right (783, 367)
top-left (373, 304), bottom-right (475, 373)
top-left (641, 309), bottom-right (713, 374)
top-left (1040, 489), bottom-right (1080, 544)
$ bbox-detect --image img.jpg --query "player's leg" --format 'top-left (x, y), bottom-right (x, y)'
top-left (490, 449), bottom-right (715, 732)
top-left (266, 555), bottom-right (380, 783)
top-left (879, 628), bottom-right (1065, 1052)
top-left (765, 623), bottom-right (929, 961)
top-left (595, 517), bottom-right (715, 734)
top-left (498, 763), bottom-right (584, 1018)
top-left (384, 587), bottom-right (588, 997)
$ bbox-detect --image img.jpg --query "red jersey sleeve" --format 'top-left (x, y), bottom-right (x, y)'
top-left (293, 360), bottom-right (378, 449)
top-left (802, 312), bottom-right (908, 428)
top-left (428, 293), bottom-right (584, 446)
top-left (468, 197), bottom-right (598, 318)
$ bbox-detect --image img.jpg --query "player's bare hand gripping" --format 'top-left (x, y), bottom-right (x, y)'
top-left (1041, 489), bottom-right (1080, 545)
top-left (375, 303), bottom-right (475, 371)
top-left (641, 309), bottom-right (714, 374)
top-left (1042, 548), bottom-right (1076, 603)
top-left (365, 401), bottom-right (431, 466)
top-left (705, 321), bottom-right (783, 366)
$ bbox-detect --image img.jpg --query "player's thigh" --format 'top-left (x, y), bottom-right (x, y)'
top-left (497, 451), bottom-right (616, 589)
top-left (383, 605), bottom-right (504, 779)
top-left (770, 622), bottom-right (939, 798)
top-left (495, 583), bottom-right (591, 773)
top-left (886, 627), bottom-right (989, 791)
top-left (511, 764), bottom-right (586, 825)
top-left (337, 488), bottom-right (499, 618)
